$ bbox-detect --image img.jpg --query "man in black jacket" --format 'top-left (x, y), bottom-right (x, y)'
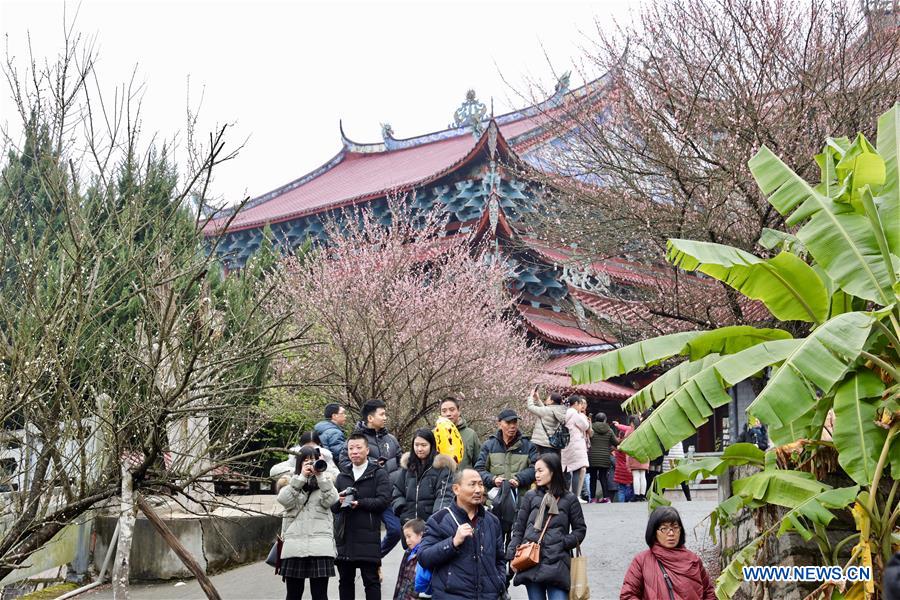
top-left (332, 434), bottom-right (391, 600)
top-left (418, 468), bottom-right (507, 600)
top-left (339, 399), bottom-right (403, 556)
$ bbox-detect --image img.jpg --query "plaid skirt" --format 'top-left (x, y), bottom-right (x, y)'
top-left (280, 556), bottom-right (335, 580)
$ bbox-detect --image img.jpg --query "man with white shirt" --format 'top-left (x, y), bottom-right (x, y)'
top-left (331, 434), bottom-right (391, 600)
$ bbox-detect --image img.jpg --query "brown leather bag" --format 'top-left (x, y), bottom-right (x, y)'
top-left (511, 512), bottom-right (553, 573)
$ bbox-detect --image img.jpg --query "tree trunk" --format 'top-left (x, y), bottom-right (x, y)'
top-left (112, 464), bottom-right (135, 600)
top-left (137, 497), bottom-right (221, 600)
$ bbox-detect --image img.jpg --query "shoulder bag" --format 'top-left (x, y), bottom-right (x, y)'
top-left (511, 509), bottom-right (552, 572)
top-left (656, 558), bottom-right (676, 600)
top-left (540, 414), bottom-right (570, 450)
top-left (265, 535), bottom-right (283, 573)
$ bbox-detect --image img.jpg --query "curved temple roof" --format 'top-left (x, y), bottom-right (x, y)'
top-left (204, 76), bottom-right (611, 235)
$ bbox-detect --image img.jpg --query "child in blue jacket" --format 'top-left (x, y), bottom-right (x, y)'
top-left (394, 519), bottom-right (432, 599)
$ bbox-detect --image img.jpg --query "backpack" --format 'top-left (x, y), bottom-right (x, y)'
top-left (541, 414), bottom-right (570, 450)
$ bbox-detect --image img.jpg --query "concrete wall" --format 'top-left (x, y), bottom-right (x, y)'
top-left (93, 513), bottom-right (280, 581)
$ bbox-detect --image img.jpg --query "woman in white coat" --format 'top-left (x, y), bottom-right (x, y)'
top-left (276, 445), bottom-right (340, 600)
top-left (560, 395), bottom-right (590, 502)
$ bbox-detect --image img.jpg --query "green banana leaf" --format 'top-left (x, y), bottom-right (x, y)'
top-left (713, 485), bottom-right (858, 599)
top-left (667, 239), bottom-right (828, 323)
top-left (832, 370), bottom-right (886, 487)
top-left (746, 311), bottom-right (876, 433)
top-left (569, 326), bottom-right (791, 386)
top-left (876, 103), bottom-right (899, 255)
top-left (777, 485), bottom-right (859, 541)
top-left (731, 469), bottom-right (831, 509)
top-left (620, 339), bottom-right (800, 461)
top-left (652, 443), bottom-right (765, 491)
top-left (758, 227), bottom-right (805, 255)
top-left (681, 326), bottom-right (793, 360)
top-left (567, 330), bottom-right (702, 384)
top-left (716, 537), bottom-right (763, 600)
top-left (749, 146), bottom-right (895, 305)
top-left (623, 354), bottom-right (726, 414)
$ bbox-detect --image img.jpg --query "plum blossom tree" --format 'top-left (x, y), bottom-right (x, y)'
top-left (520, 0), bottom-right (900, 339)
top-left (272, 202), bottom-right (543, 442)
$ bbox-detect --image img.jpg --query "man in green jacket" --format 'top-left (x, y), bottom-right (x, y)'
top-left (439, 396), bottom-right (481, 471)
top-left (474, 409), bottom-right (538, 495)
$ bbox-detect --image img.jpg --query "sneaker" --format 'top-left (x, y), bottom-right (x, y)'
top-left (578, 497), bottom-right (588, 503)
top-left (599, 497), bottom-right (611, 504)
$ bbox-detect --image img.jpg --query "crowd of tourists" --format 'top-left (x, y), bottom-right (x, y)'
top-left (271, 392), bottom-right (706, 600)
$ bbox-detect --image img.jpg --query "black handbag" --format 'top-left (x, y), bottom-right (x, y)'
top-left (265, 536), bottom-right (283, 573)
top-left (541, 417), bottom-right (570, 450)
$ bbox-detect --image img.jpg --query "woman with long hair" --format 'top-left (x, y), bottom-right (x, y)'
top-left (391, 428), bottom-right (456, 525)
top-left (276, 445), bottom-right (340, 600)
top-left (506, 452), bottom-right (587, 600)
top-left (560, 395), bottom-right (590, 503)
top-left (620, 506), bottom-right (715, 600)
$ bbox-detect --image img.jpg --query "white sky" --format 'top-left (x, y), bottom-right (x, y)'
top-left (1, 0), bottom-right (643, 205)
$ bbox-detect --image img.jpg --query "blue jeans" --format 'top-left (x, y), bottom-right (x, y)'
top-left (380, 506), bottom-right (401, 557)
top-left (617, 483), bottom-right (634, 503)
top-left (525, 582), bottom-right (568, 600)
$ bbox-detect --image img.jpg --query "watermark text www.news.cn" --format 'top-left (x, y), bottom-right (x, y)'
top-left (742, 565), bottom-right (871, 582)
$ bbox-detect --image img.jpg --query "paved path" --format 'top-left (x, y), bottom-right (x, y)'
top-left (83, 500), bottom-right (715, 599)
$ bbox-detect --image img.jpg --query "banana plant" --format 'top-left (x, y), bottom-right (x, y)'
top-left (568, 103), bottom-right (900, 599)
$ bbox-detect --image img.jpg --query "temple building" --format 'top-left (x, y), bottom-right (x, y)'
top-left (204, 76), bottom-right (749, 452)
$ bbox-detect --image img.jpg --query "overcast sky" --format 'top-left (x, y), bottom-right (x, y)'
top-left (1, 0), bottom-right (643, 205)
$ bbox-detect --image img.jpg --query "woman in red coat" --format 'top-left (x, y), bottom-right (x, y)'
top-left (620, 506), bottom-right (715, 600)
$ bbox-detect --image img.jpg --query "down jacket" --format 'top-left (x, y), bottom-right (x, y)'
top-left (507, 488), bottom-right (587, 591)
top-left (276, 473), bottom-right (340, 559)
top-left (588, 422), bottom-right (618, 468)
top-left (339, 422), bottom-right (402, 474)
top-left (418, 503), bottom-right (507, 600)
top-left (392, 452), bottom-right (457, 524)
top-left (313, 420), bottom-right (346, 459)
top-left (561, 408), bottom-right (590, 472)
top-left (474, 430), bottom-right (538, 491)
top-left (526, 396), bottom-right (568, 449)
top-left (331, 462), bottom-right (392, 563)
top-left (620, 545), bottom-right (715, 600)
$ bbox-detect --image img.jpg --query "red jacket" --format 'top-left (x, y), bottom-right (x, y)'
top-left (613, 425), bottom-right (633, 485)
top-left (613, 449), bottom-right (633, 484)
top-left (620, 545), bottom-right (715, 600)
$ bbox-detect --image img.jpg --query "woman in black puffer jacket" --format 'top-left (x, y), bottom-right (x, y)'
top-left (392, 429), bottom-right (456, 525)
top-left (507, 452), bottom-right (587, 599)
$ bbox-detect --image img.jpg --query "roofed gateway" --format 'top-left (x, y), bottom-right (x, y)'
top-left (203, 77), bottom-right (736, 445)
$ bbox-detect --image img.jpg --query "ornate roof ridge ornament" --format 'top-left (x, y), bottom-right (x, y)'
top-left (451, 89), bottom-right (487, 138)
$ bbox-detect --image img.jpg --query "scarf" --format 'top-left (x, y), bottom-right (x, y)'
top-left (650, 544), bottom-right (707, 600)
top-left (532, 491), bottom-right (559, 531)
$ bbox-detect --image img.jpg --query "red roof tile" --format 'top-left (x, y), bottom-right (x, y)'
top-left (518, 304), bottom-right (612, 347)
top-left (543, 351), bottom-right (610, 375)
top-left (204, 115), bottom-right (555, 235)
top-left (206, 134), bottom-right (480, 233)
top-left (535, 372), bottom-right (635, 401)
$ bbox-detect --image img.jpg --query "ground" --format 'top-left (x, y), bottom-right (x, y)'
top-left (82, 500), bottom-right (717, 599)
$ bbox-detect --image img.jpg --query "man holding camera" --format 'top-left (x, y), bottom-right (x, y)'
top-left (332, 433), bottom-right (391, 600)
top-left (338, 399), bottom-right (403, 556)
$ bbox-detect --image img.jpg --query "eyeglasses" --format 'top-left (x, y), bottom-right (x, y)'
top-left (658, 525), bottom-right (681, 535)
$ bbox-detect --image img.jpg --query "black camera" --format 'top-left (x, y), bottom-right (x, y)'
top-left (311, 447), bottom-right (328, 473)
top-left (340, 486), bottom-right (357, 508)
top-left (296, 447), bottom-right (329, 474)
